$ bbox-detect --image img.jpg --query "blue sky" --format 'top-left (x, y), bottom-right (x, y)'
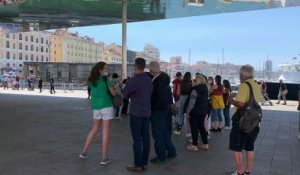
top-left (69, 6), bottom-right (300, 71)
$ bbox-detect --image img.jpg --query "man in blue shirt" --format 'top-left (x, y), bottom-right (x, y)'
top-left (123, 58), bottom-right (153, 172)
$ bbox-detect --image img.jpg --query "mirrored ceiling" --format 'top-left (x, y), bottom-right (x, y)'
top-left (0, 0), bottom-right (300, 33)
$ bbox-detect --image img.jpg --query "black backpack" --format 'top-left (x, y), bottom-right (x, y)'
top-left (232, 82), bottom-right (262, 133)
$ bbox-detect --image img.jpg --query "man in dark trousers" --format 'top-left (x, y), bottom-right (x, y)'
top-left (50, 76), bottom-right (56, 94)
top-left (148, 61), bottom-right (177, 164)
top-left (16, 76), bottom-right (20, 90)
top-left (123, 58), bottom-right (153, 172)
top-left (38, 78), bottom-right (43, 93)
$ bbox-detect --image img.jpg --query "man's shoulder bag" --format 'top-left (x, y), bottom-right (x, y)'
top-left (232, 82), bottom-right (262, 133)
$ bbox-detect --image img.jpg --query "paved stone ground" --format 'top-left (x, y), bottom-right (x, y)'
top-left (0, 94), bottom-right (299, 175)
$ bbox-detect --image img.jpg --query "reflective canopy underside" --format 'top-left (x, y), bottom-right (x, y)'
top-left (0, 0), bottom-right (300, 33)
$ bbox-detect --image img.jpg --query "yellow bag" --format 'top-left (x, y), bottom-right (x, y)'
top-left (211, 95), bottom-right (225, 109)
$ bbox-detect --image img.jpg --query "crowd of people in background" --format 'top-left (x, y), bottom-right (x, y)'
top-left (81, 57), bottom-right (281, 175)
top-left (0, 0), bottom-right (26, 5)
top-left (0, 75), bottom-right (57, 94)
top-left (0, 58), bottom-right (297, 175)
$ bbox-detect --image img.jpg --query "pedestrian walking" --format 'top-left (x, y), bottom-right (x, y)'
top-left (38, 78), bottom-right (43, 93)
top-left (16, 76), bottom-right (20, 90)
top-left (50, 76), bottom-right (56, 94)
top-left (276, 79), bottom-right (288, 105)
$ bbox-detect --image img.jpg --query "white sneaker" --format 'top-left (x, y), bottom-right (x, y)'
top-left (100, 158), bottom-right (112, 165)
top-left (79, 153), bottom-right (87, 159)
top-left (174, 130), bottom-right (181, 135)
top-left (224, 126), bottom-right (231, 130)
top-left (186, 133), bottom-right (192, 138)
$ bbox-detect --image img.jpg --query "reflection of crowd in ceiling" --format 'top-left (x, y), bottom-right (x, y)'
top-left (0, 0), bottom-right (27, 5)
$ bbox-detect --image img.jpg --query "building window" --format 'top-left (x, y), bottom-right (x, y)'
top-left (46, 40), bottom-right (48, 44)
top-left (19, 53), bottom-right (23, 60)
top-left (36, 47), bottom-right (38, 52)
top-left (25, 36), bottom-right (28, 41)
top-left (13, 43), bottom-right (15, 49)
top-left (41, 56), bottom-right (44, 62)
top-left (6, 63), bottom-right (10, 67)
top-left (36, 56), bottom-right (39, 62)
top-left (19, 43), bottom-right (22, 50)
top-left (54, 51), bottom-right (56, 55)
top-left (25, 45), bottom-right (28, 51)
top-left (13, 34), bottom-right (15, 39)
top-left (19, 64), bottom-right (23, 68)
top-left (46, 57), bottom-right (49, 62)
top-left (13, 54), bottom-right (16, 60)
top-left (25, 55), bottom-right (28, 61)
top-left (41, 46), bottom-right (44, 52)
top-left (41, 38), bottom-right (44, 44)
top-left (46, 48), bottom-right (48, 53)
top-left (31, 36), bottom-right (33, 42)
top-left (36, 38), bottom-right (38, 43)
top-left (6, 41), bottom-right (9, 48)
top-left (31, 45), bottom-right (34, 51)
top-left (31, 54), bottom-right (34, 61)
top-left (6, 52), bottom-right (10, 59)
top-left (13, 63), bottom-right (15, 67)
top-left (6, 33), bottom-right (9, 38)
top-left (19, 33), bottom-right (22, 40)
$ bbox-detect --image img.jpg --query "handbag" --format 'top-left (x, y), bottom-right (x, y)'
top-left (232, 82), bottom-right (262, 133)
top-left (103, 76), bottom-right (123, 108)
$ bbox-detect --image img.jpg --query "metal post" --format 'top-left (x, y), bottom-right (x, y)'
top-left (122, 0), bottom-right (128, 80)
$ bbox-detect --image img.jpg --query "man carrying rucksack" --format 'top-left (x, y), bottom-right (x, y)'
top-left (228, 65), bottom-right (262, 175)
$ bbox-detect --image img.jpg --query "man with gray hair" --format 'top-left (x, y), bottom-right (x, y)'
top-left (148, 61), bottom-right (177, 164)
top-left (228, 64), bottom-right (261, 175)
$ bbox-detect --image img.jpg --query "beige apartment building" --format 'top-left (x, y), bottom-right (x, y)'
top-left (0, 31), bottom-right (51, 75)
top-left (51, 29), bottom-right (104, 64)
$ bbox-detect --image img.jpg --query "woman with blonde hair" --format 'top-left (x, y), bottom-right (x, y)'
top-left (186, 75), bottom-right (209, 151)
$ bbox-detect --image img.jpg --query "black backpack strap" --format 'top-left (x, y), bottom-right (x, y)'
top-left (245, 82), bottom-right (255, 101)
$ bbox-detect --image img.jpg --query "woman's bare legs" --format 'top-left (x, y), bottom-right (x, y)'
top-left (82, 119), bottom-right (101, 153)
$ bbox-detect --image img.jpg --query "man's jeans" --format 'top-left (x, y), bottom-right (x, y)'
top-left (130, 115), bottom-right (150, 167)
top-left (151, 110), bottom-right (176, 161)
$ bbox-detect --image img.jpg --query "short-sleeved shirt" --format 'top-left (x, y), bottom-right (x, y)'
top-left (233, 79), bottom-right (261, 114)
top-left (88, 76), bottom-right (113, 110)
